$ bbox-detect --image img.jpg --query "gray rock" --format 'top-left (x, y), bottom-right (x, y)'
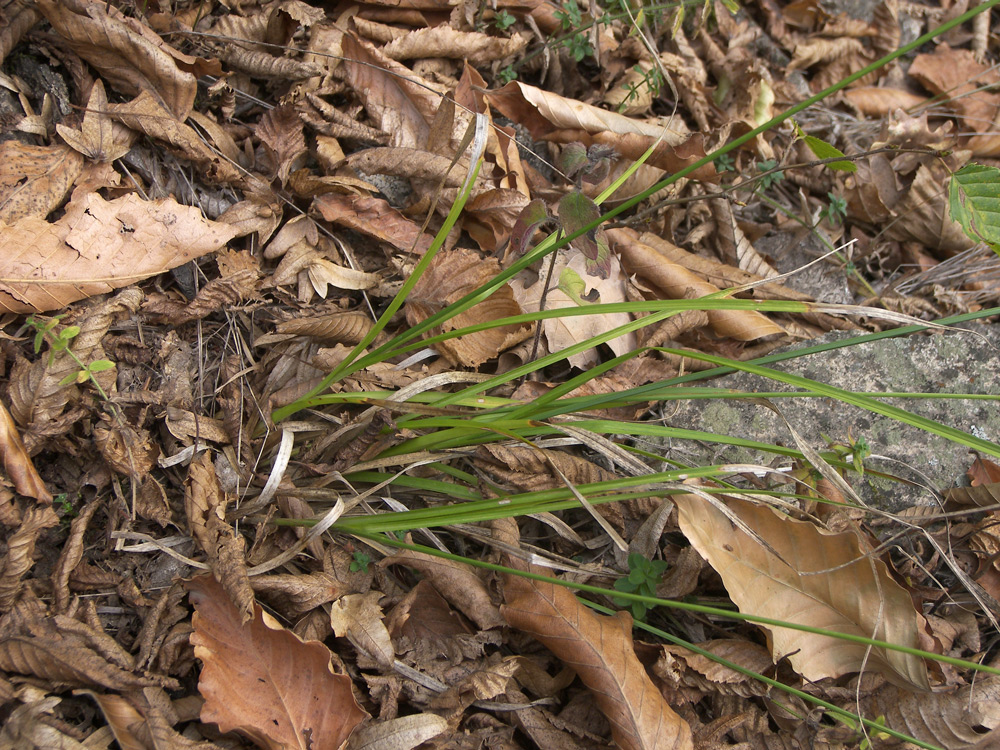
top-left (652, 325), bottom-right (1000, 512)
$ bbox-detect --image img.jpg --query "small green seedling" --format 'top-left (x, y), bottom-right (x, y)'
top-left (713, 152), bottom-right (735, 173)
top-left (498, 65), bottom-right (518, 84)
top-left (821, 432), bottom-right (871, 477)
top-left (755, 159), bottom-right (784, 190)
top-left (25, 315), bottom-right (115, 397)
top-left (617, 65), bottom-right (665, 113)
top-left (820, 192), bottom-right (847, 226)
top-left (612, 552), bottom-right (669, 620)
top-left (494, 9), bottom-right (516, 30)
top-left (350, 550), bottom-right (372, 572)
top-left (555, 1), bottom-right (594, 61)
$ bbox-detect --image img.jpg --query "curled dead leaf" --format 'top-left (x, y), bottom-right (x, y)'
top-left (37, 0), bottom-right (197, 120)
top-left (0, 400), bottom-right (51, 503)
top-left (502, 568), bottom-right (693, 750)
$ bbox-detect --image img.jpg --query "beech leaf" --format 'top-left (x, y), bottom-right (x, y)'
top-left (187, 574), bottom-right (367, 750)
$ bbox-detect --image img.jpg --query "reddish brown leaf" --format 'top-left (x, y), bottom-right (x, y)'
top-left (312, 193), bottom-right (434, 255)
top-left (404, 247), bottom-right (532, 366)
top-left (0, 399), bottom-right (51, 503)
top-left (969, 456), bottom-right (1000, 486)
top-left (502, 570), bottom-right (693, 750)
top-left (187, 574), bottom-right (367, 750)
top-left (257, 103), bottom-right (307, 187)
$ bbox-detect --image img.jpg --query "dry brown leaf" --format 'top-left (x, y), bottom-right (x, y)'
top-left (843, 152), bottom-right (902, 225)
top-left (943, 483), bottom-right (1000, 508)
top-left (79, 690), bottom-right (152, 750)
top-left (0, 192), bottom-right (237, 313)
top-left (608, 229), bottom-right (786, 341)
top-left (93, 417), bottom-right (159, 478)
top-left (0, 506), bottom-right (59, 612)
top-left (909, 44), bottom-right (1000, 134)
top-left (405, 247), bottom-right (532, 367)
top-left (673, 492), bottom-right (930, 690)
top-left (182, 457), bottom-right (252, 625)
top-left (108, 91), bottom-right (243, 185)
top-left (0, 399), bottom-right (51, 503)
top-left (788, 37), bottom-right (865, 72)
top-left (382, 26), bottom-right (527, 63)
top-left (187, 573), bottom-right (367, 750)
top-left (487, 81), bottom-right (711, 177)
top-left (882, 156), bottom-right (972, 255)
top-left (143, 249), bottom-right (261, 325)
top-left (0, 1), bottom-right (42, 70)
top-left (843, 87), bottom-right (926, 118)
top-left (510, 250), bottom-right (634, 369)
top-left (346, 147), bottom-right (469, 187)
top-left (969, 456), bottom-right (1000, 485)
top-left (256, 103), bottom-right (307, 186)
top-left (51, 499), bottom-right (102, 614)
top-left (381, 546), bottom-right (505, 630)
top-left (0, 141), bottom-right (83, 224)
top-left (329, 591), bottom-right (395, 668)
top-left (0, 694), bottom-right (91, 750)
top-left (455, 64), bottom-right (531, 198)
top-left (275, 311), bottom-right (373, 345)
top-left (345, 714), bottom-right (448, 750)
top-left (655, 640), bottom-right (773, 701)
top-left (0, 611), bottom-right (177, 690)
top-left (488, 81), bottom-right (689, 143)
top-left (312, 192), bottom-right (434, 254)
top-left (184, 451), bottom-right (226, 558)
top-left (384, 579), bottom-right (475, 643)
top-left (37, 0), bottom-right (197, 120)
top-left (251, 573), bottom-right (344, 620)
top-left (220, 46), bottom-right (320, 79)
top-left (55, 80), bottom-right (135, 163)
top-left (502, 567), bottom-right (693, 750)
top-left (860, 674), bottom-right (1000, 749)
top-left (464, 188), bottom-right (532, 254)
top-left (341, 32), bottom-right (442, 150)
top-left (217, 197), bottom-right (284, 244)
top-left (710, 198), bottom-right (779, 278)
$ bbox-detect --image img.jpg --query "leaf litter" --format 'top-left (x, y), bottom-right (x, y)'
top-left (0, 0), bottom-right (999, 748)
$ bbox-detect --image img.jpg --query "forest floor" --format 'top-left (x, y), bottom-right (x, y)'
top-left (2, 0), bottom-right (1000, 748)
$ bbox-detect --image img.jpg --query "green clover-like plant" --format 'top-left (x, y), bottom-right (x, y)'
top-left (612, 552), bottom-right (669, 620)
top-left (350, 550), bottom-right (372, 572)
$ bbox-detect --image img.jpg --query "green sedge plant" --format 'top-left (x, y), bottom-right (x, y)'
top-left (263, 2), bottom-right (1000, 747)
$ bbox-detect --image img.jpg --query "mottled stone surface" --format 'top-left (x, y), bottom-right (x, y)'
top-left (646, 324), bottom-right (1000, 511)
